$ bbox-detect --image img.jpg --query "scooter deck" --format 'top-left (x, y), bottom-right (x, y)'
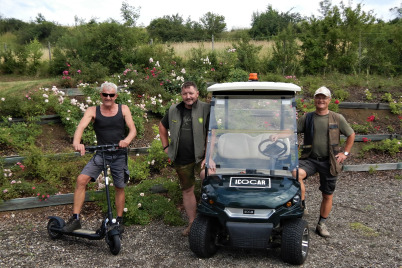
top-left (72, 229), bottom-right (97, 235)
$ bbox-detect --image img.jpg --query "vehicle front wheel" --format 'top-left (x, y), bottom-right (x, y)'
top-left (189, 215), bottom-right (219, 258)
top-left (106, 233), bottom-right (121, 255)
top-left (281, 218), bottom-right (309, 265)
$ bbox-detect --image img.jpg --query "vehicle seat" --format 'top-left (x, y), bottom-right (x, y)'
top-left (217, 133), bottom-right (290, 160)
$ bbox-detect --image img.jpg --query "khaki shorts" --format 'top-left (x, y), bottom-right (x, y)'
top-left (173, 161), bottom-right (202, 190)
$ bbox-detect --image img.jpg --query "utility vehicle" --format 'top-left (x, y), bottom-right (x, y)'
top-left (189, 76), bottom-right (309, 265)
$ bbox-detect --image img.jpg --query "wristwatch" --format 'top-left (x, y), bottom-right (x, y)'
top-left (344, 151), bottom-right (349, 156)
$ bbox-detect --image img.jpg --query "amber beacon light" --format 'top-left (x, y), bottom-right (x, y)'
top-left (248, 73), bottom-right (258, 81)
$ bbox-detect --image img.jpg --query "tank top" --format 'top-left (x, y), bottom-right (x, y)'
top-left (94, 104), bottom-right (125, 145)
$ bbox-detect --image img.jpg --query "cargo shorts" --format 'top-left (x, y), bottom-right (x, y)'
top-left (173, 161), bottom-right (202, 190)
top-left (299, 158), bottom-right (338, 195)
top-left (81, 153), bottom-right (129, 188)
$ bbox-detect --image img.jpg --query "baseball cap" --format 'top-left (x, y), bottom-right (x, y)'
top-left (314, 86), bottom-right (331, 98)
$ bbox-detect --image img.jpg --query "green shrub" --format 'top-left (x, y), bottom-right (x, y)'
top-left (97, 176), bottom-right (185, 226)
top-left (128, 155), bottom-right (150, 182)
top-left (360, 138), bottom-right (402, 157)
top-left (145, 125), bottom-right (170, 173)
top-left (333, 89), bottom-right (350, 101)
top-left (351, 123), bottom-right (370, 134)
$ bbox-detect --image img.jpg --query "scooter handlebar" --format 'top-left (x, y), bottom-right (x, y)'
top-left (85, 144), bottom-right (121, 153)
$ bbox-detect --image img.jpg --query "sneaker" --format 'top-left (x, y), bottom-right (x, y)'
top-left (182, 222), bottom-right (192, 237)
top-left (116, 218), bottom-right (124, 234)
top-left (62, 216), bottom-right (81, 232)
top-left (316, 222), bottom-right (330, 237)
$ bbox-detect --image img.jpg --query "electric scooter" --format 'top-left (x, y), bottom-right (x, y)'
top-left (47, 144), bottom-right (124, 255)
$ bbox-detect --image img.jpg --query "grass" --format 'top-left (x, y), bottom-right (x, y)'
top-left (166, 40), bottom-right (275, 60)
top-left (350, 222), bottom-right (379, 237)
top-left (0, 77), bottom-right (58, 95)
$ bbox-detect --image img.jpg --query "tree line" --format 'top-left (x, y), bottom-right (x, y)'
top-left (0, 0), bottom-right (401, 78)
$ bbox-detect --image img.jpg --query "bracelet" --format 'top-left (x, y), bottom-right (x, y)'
top-left (163, 145), bottom-right (169, 150)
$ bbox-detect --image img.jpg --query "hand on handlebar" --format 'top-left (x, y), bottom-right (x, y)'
top-left (73, 144), bottom-right (86, 156)
top-left (118, 140), bottom-right (130, 148)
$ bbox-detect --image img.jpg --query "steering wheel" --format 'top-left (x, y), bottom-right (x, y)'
top-left (258, 139), bottom-right (288, 158)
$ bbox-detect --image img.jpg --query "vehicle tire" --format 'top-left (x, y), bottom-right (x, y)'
top-left (107, 234), bottom-right (121, 255)
top-left (281, 218), bottom-right (309, 265)
top-left (189, 214), bottom-right (219, 258)
top-left (47, 218), bottom-right (63, 239)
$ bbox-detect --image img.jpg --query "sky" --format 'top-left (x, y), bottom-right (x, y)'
top-left (1, 0), bottom-right (400, 29)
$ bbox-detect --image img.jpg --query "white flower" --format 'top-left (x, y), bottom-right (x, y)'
top-left (155, 61), bottom-right (160, 67)
top-left (137, 203), bottom-right (142, 208)
top-left (1, 98), bottom-right (5, 101)
top-left (66, 117), bottom-right (70, 121)
top-left (43, 94), bottom-right (49, 98)
top-left (149, 58), bottom-right (154, 63)
top-left (123, 208), bottom-right (128, 212)
top-left (44, 99), bottom-right (49, 103)
top-left (8, 117), bottom-right (12, 121)
top-left (181, 68), bottom-right (186, 74)
top-left (140, 193), bottom-right (144, 197)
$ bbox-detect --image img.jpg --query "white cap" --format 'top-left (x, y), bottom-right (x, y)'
top-left (314, 86), bottom-right (331, 98)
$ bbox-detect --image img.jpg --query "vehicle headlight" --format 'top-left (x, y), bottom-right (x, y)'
top-left (292, 194), bottom-right (301, 204)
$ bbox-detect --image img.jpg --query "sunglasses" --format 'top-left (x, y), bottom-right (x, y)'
top-left (101, 93), bottom-right (116, 98)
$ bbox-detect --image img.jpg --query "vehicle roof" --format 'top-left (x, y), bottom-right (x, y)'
top-left (207, 81), bottom-right (301, 93)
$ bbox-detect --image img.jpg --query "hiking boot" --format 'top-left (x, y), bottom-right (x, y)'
top-left (316, 222), bottom-right (330, 237)
top-left (302, 205), bottom-right (308, 215)
top-left (182, 222), bottom-right (193, 237)
top-left (62, 216), bottom-right (81, 232)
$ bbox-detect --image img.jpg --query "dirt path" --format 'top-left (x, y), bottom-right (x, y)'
top-left (0, 170), bottom-right (401, 267)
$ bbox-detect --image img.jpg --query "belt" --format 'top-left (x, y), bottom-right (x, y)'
top-left (309, 156), bottom-right (329, 161)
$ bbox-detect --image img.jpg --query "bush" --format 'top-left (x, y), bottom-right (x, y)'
top-left (97, 176), bottom-right (185, 226)
top-left (360, 138), bottom-right (402, 157)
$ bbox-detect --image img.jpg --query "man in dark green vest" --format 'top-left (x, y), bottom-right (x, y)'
top-left (295, 86), bottom-right (355, 237)
top-left (159, 81), bottom-right (210, 236)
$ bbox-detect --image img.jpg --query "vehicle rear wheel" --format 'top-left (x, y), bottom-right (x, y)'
top-left (281, 219), bottom-right (309, 265)
top-left (189, 215), bottom-right (219, 258)
top-left (47, 218), bottom-right (63, 239)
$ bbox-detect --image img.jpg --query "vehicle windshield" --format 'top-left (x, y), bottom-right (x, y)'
top-left (206, 93), bottom-right (298, 177)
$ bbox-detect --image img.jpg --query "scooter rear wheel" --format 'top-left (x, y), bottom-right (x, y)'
top-left (47, 218), bottom-right (63, 239)
top-left (106, 234), bottom-right (121, 255)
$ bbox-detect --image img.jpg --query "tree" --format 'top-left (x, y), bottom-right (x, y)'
top-left (120, 1), bottom-right (141, 27)
top-left (232, 34), bottom-right (262, 72)
top-left (271, 24), bottom-right (300, 75)
top-left (200, 12), bottom-right (226, 37)
top-left (35, 13), bottom-right (46, 23)
top-left (147, 14), bottom-right (188, 42)
top-left (250, 5), bottom-right (301, 39)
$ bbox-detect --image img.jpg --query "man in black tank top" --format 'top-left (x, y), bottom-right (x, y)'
top-left (62, 82), bottom-right (137, 233)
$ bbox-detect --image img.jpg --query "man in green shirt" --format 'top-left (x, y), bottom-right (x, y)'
top-left (295, 86), bottom-right (355, 238)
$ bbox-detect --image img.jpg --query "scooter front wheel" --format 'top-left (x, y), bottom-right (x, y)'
top-left (47, 218), bottom-right (63, 239)
top-left (106, 233), bottom-right (121, 255)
